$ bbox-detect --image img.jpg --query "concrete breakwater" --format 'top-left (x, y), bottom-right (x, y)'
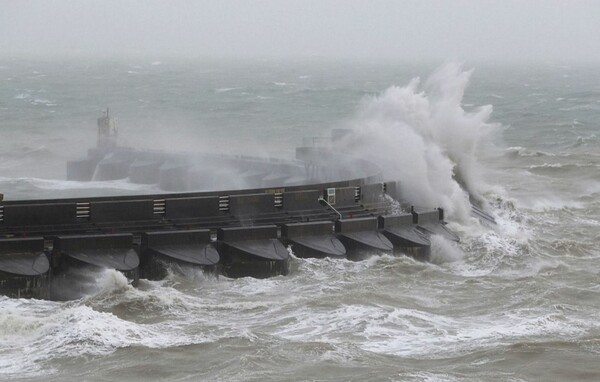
top-left (0, 171), bottom-right (454, 299)
top-left (0, 116), bottom-right (458, 299)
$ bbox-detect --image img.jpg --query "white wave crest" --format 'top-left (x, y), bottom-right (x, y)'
top-left (0, 285), bottom-right (213, 378)
top-left (215, 87), bottom-right (238, 93)
top-left (429, 235), bottom-right (465, 264)
top-left (340, 63), bottom-right (499, 222)
top-left (505, 146), bottom-right (555, 157)
top-left (14, 93), bottom-right (31, 99)
top-left (273, 298), bottom-right (585, 359)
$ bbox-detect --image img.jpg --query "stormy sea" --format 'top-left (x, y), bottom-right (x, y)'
top-left (1, 58), bottom-right (599, 381)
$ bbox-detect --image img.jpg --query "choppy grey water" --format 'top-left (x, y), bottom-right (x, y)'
top-left (1, 58), bottom-right (599, 381)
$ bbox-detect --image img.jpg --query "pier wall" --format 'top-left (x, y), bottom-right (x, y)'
top-left (0, 145), bottom-right (450, 299)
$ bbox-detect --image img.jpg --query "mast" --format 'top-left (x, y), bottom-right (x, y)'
top-left (97, 107), bottom-right (117, 149)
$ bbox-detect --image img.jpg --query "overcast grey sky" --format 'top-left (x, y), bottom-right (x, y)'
top-left (1, 0), bottom-right (599, 63)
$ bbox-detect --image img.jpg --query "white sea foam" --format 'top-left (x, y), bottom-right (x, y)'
top-left (436, 189), bottom-right (536, 278)
top-left (402, 372), bottom-right (460, 382)
top-left (0, 279), bottom-right (217, 378)
top-left (361, 308), bottom-right (587, 357)
top-left (529, 162), bottom-right (599, 171)
top-left (215, 87), bottom-right (238, 93)
top-left (429, 235), bottom-right (465, 264)
top-left (339, 63), bottom-right (499, 223)
top-left (90, 268), bottom-right (132, 294)
top-left (528, 197), bottom-right (585, 212)
top-left (30, 98), bottom-right (56, 106)
top-left (271, 295), bottom-right (589, 359)
top-left (506, 146), bottom-right (555, 157)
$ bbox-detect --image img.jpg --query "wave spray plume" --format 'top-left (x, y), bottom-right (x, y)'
top-left (341, 63), bottom-right (498, 222)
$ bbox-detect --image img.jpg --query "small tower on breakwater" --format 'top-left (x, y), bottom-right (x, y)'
top-left (97, 108), bottom-right (117, 149)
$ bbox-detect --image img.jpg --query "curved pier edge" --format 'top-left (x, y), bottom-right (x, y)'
top-left (218, 240), bottom-right (290, 279)
top-left (286, 236), bottom-right (346, 259)
top-left (52, 234), bottom-right (140, 286)
top-left (412, 209), bottom-right (460, 243)
top-left (140, 230), bottom-right (220, 280)
top-left (0, 237), bottom-right (49, 298)
top-left (334, 218), bottom-right (394, 260)
top-left (281, 222), bottom-right (346, 258)
top-left (217, 226), bottom-right (290, 278)
top-left (0, 208), bottom-right (456, 299)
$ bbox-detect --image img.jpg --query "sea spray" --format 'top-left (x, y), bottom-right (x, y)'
top-left (339, 63), bottom-right (499, 223)
top-left (429, 235), bottom-right (465, 264)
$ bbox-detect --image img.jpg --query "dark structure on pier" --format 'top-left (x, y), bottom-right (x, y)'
top-left (0, 113), bottom-right (458, 299)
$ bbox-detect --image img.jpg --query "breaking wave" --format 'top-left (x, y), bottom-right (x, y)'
top-left (505, 146), bottom-right (556, 158)
top-left (340, 63), bottom-right (500, 222)
top-left (527, 162), bottom-right (600, 178)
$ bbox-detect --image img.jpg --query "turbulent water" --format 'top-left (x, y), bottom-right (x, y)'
top-left (1, 58), bottom-right (599, 381)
